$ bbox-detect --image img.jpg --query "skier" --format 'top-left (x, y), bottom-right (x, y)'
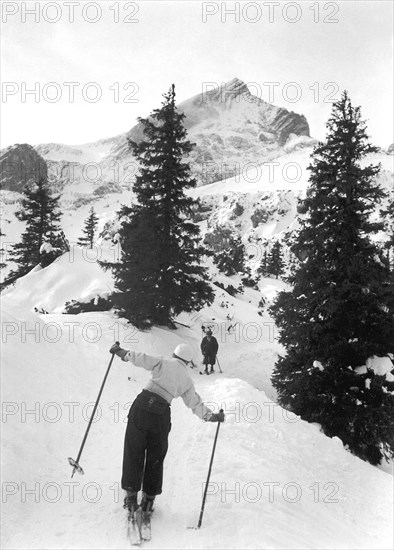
top-left (201, 328), bottom-right (219, 374)
top-left (112, 232), bottom-right (121, 244)
top-left (109, 341), bottom-right (225, 514)
top-left (39, 237), bottom-right (56, 268)
top-left (111, 232), bottom-right (121, 262)
top-left (59, 230), bottom-right (70, 252)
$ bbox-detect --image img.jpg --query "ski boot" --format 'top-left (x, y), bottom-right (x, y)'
top-left (210, 366), bottom-right (214, 373)
top-left (123, 489), bottom-right (138, 513)
top-left (140, 493), bottom-right (155, 513)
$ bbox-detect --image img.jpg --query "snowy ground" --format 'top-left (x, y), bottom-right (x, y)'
top-left (1, 250), bottom-right (393, 549)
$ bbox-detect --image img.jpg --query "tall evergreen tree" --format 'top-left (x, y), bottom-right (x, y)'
top-left (9, 178), bottom-right (62, 279)
top-left (108, 85), bottom-right (214, 328)
top-left (267, 240), bottom-right (285, 279)
top-left (78, 207), bottom-right (99, 249)
top-left (269, 92), bottom-right (394, 465)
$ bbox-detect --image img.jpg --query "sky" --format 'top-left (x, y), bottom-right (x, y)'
top-left (1, 0), bottom-right (393, 148)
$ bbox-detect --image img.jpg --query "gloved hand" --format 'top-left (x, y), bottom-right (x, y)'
top-left (109, 342), bottom-right (128, 361)
top-left (208, 410), bottom-right (225, 423)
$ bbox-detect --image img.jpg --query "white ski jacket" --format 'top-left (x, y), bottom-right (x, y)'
top-left (40, 242), bottom-right (53, 254)
top-left (122, 351), bottom-right (213, 420)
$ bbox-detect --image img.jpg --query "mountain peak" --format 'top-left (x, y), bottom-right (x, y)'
top-left (222, 77), bottom-right (249, 94)
top-left (202, 77), bottom-right (250, 102)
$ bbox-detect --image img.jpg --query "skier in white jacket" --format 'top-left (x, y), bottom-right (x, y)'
top-left (109, 342), bottom-right (225, 513)
top-left (39, 239), bottom-right (55, 268)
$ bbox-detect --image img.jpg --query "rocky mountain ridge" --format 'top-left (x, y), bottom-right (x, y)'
top-left (0, 78), bottom-right (314, 197)
top-left (0, 143), bottom-right (47, 192)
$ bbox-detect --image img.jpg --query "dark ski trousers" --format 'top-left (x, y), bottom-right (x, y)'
top-left (121, 390), bottom-right (171, 496)
top-left (203, 354), bottom-right (216, 366)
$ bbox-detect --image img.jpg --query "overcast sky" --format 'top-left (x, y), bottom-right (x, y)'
top-left (1, 0), bottom-right (393, 148)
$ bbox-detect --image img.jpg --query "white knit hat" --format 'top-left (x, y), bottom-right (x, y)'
top-left (173, 343), bottom-right (193, 363)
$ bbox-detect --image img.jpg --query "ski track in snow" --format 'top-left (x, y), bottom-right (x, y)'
top-left (1, 251), bottom-right (393, 549)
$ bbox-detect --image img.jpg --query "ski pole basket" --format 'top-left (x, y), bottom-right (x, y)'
top-left (67, 342), bottom-right (119, 478)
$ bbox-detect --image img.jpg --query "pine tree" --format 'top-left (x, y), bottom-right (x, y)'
top-left (241, 265), bottom-right (259, 288)
top-left (213, 234), bottom-right (245, 276)
top-left (257, 246), bottom-right (269, 277)
top-left (269, 92), bottom-right (394, 465)
top-left (108, 85), bottom-right (214, 328)
top-left (267, 240), bottom-right (285, 279)
top-left (78, 207), bottom-right (99, 249)
top-left (9, 178), bottom-right (62, 279)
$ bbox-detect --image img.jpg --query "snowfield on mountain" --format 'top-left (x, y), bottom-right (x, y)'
top-left (1, 248), bottom-right (393, 549)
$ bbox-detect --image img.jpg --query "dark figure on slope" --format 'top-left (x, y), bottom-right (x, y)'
top-left (201, 328), bottom-right (219, 374)
top-left (109, 342), bottom-right (225, 513)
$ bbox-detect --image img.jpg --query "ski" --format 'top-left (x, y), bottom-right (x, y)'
top-left (126, 505), bottom-right (153, 546)
top-left (200, 371), bottom-right (210, 375)
top-left (140, 508), bottom-right (152, 541)
top-left (127, 507), bottom-right (142, 546)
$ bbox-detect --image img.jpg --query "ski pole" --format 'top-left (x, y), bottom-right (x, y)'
top-left (216, 356), bottom-right (223, 374)
top-left (68, 342), bottom-right (119, 478)
top-left (197, 409), bottom-right (224, 528)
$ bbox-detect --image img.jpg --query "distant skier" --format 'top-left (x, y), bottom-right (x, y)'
top-left (39, 232), bottom-right (70, 268)
top-left (111, 232), bottom-right (121, 262)
top-left (59, 230), bottom-right (70, 252)
top-left (109, 342), bottom-right (225, 513)
top-left (39, 238), bottom-right (56, 268)
top-left (201, 328), bottom-right (219, 374)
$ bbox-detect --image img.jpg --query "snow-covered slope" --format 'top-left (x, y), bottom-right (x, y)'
top-left (35, 134), bottom-right (126, 164)
top-left (190, 148), bottom-right (393, 257)
top-left (1, 242), bottom-right (393, 550)
top-left (0, 247), bottom-right (115, 312)
top-left (1, 247), bottom-right (282, 399)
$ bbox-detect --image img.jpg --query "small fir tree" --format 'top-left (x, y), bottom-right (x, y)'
top-left (257, 248), bottom-right (269, 277)
top-left (78, 207), bottom-right (99, 249)
top-left (9, 178), bottom-right (63, 279)
top-left (267, 240), bottom-right (285, 279)
top-left (213, 234), bottom-right (245, 276)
